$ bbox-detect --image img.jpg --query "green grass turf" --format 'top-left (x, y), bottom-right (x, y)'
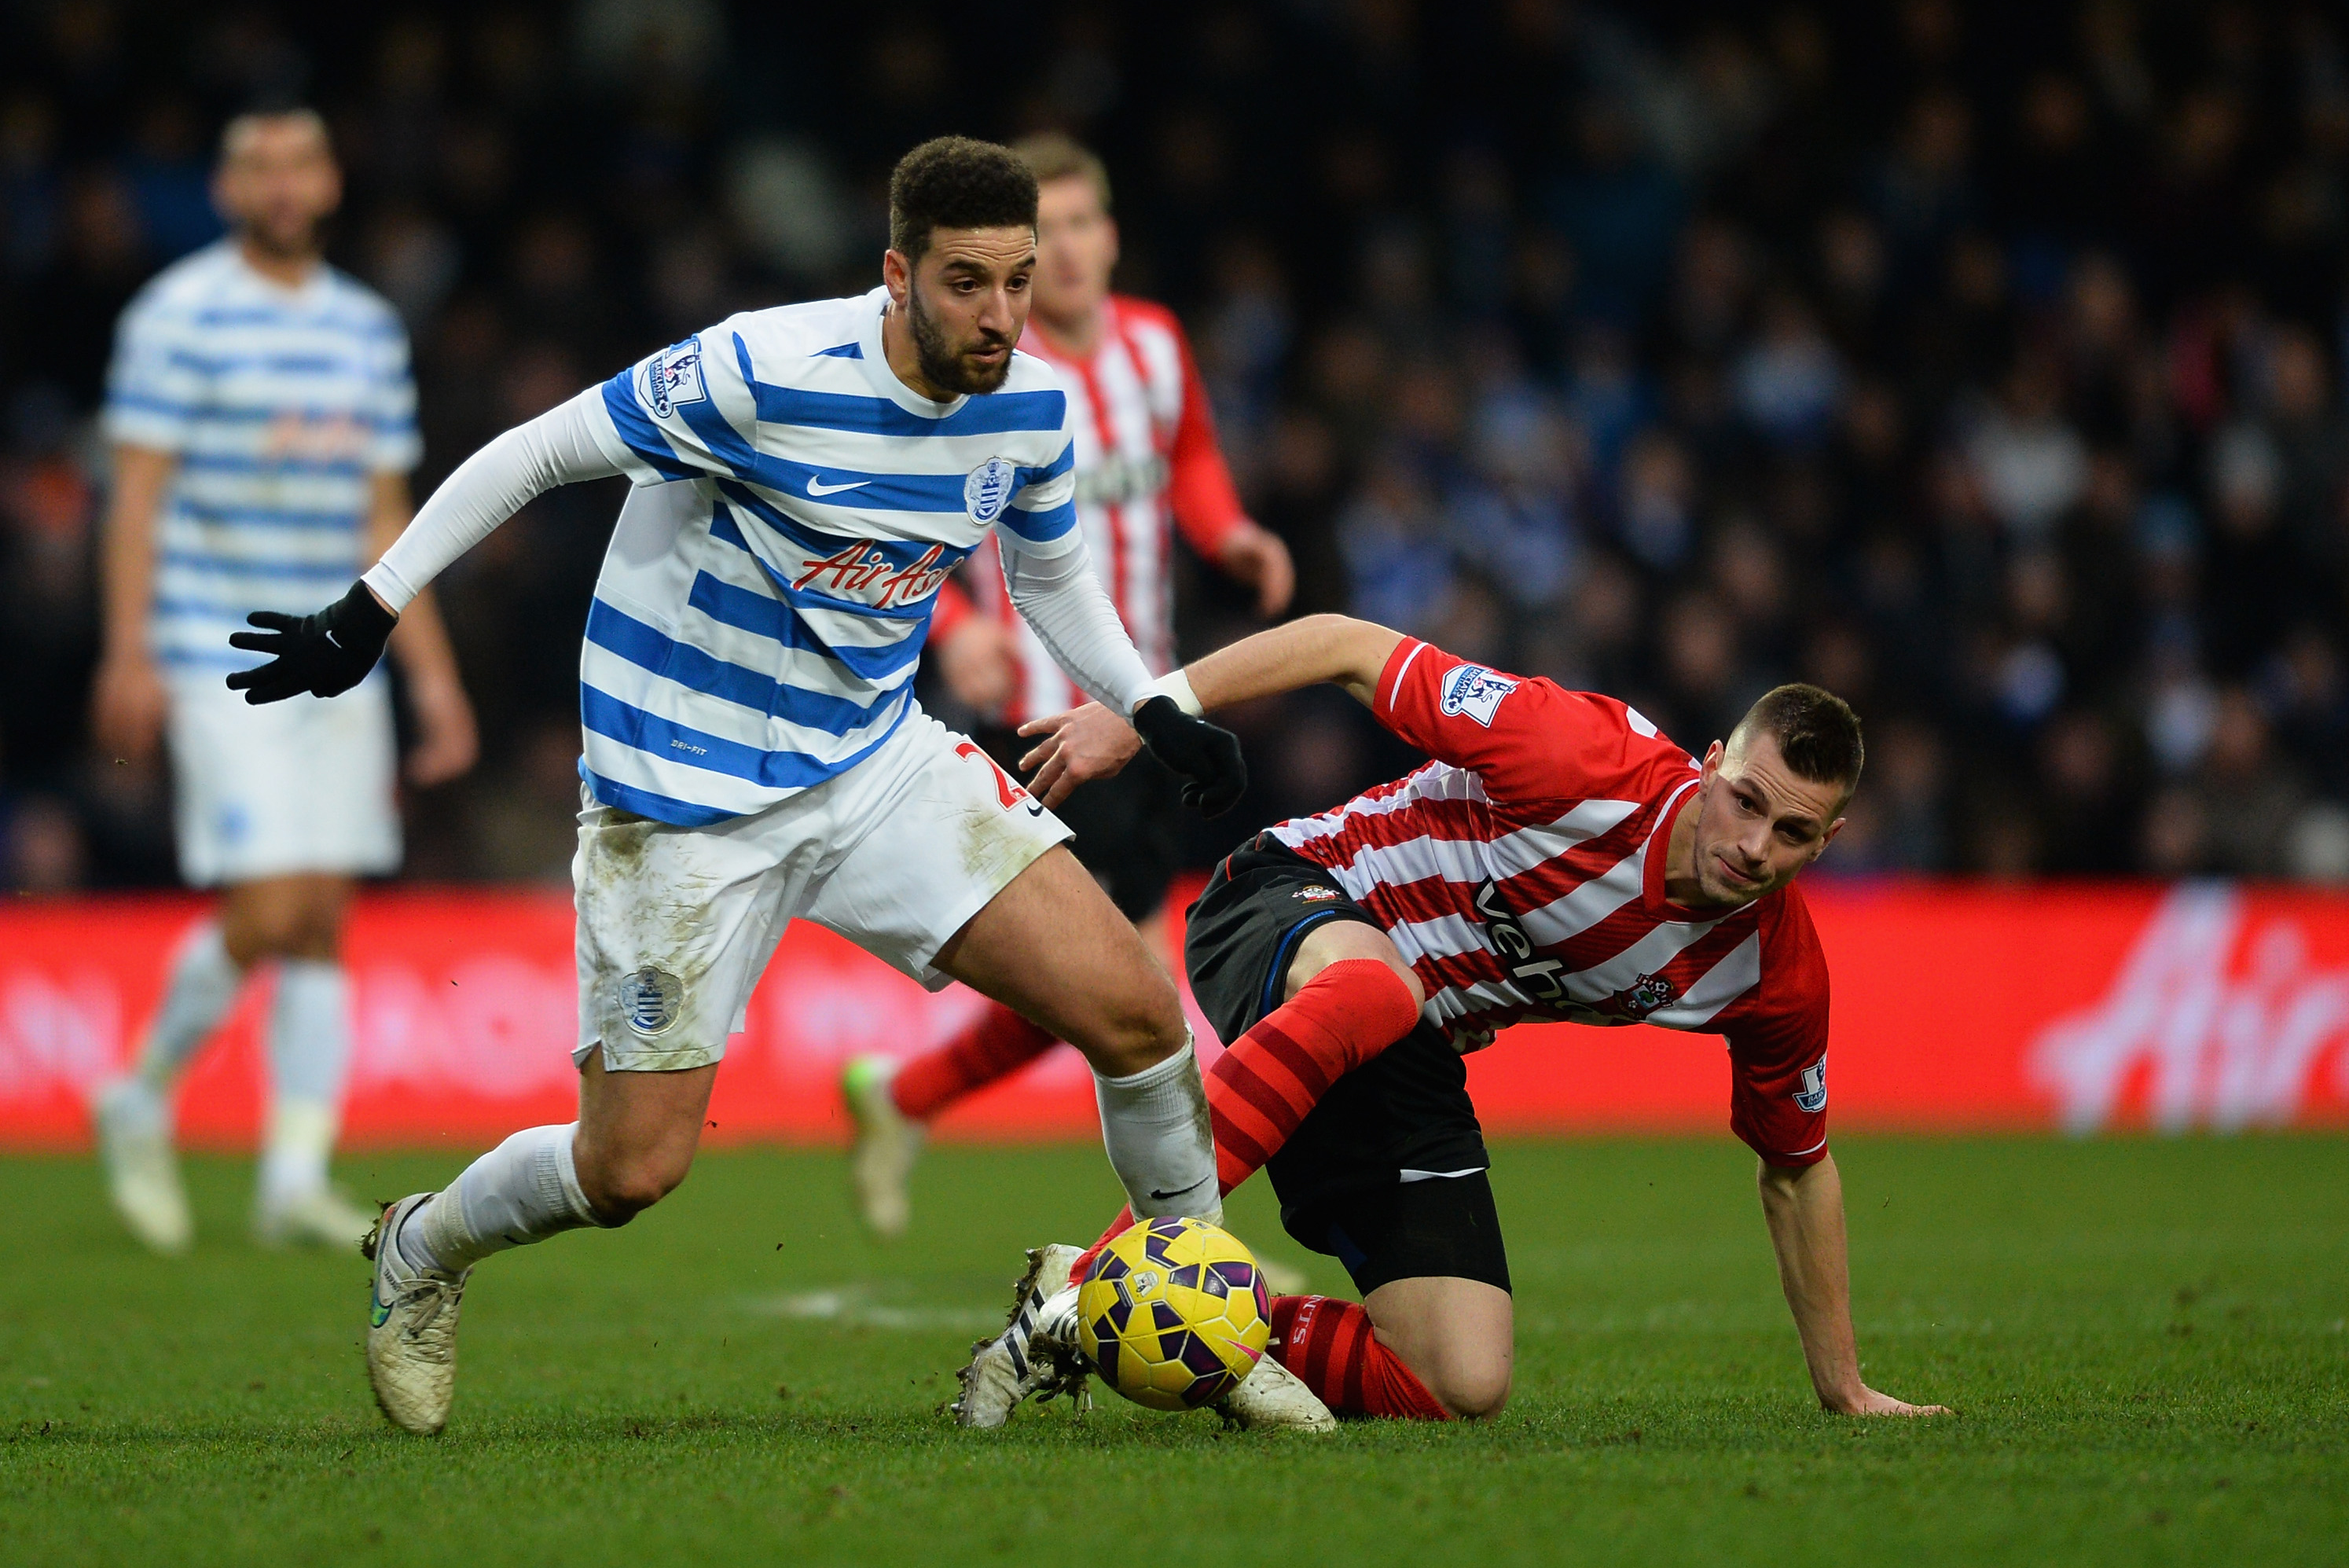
top-left (2, 1136), bottom-right (2344, 1566)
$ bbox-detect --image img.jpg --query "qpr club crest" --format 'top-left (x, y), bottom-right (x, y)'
top-left (644, 340), bottom-right (707, 418)
top-left (1438, 663), bottom-right (1518, 726)
top-left (616, 965), bottom-right (684, 1036)
top-left (964, 456), bottom-right (1018, 524)
top-left (1794, 1054), bottom-right (1829, 1113)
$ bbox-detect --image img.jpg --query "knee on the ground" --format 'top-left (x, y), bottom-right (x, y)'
top-left (1425, 1357), bottom-right (1511, 1420)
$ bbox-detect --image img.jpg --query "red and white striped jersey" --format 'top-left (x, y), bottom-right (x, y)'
top-left (941, 296), bottom-right (1250, 725)
top-left (1268, 637), bottom-right (1835, 1166)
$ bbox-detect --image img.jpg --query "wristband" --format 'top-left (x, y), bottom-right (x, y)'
top-left (1148, 670), bottom-right (1204, 718)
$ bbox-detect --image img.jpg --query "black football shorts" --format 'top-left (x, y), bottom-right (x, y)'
top-left (1184, 834), bottom-right (1510, 1296)
top-left (976, 725), bottom-right (1181, 921)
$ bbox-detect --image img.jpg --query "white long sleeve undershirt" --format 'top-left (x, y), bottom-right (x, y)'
top-left (998, 531), bottom-right (1158, 718)
top-left (362, 389), bottom-right (618, 611)
top-left (362, 387), bottom-right (1160, 717)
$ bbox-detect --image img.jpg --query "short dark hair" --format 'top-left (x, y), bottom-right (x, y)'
top-left (1731, 683), bottom-right (1865, 796)
top-left (888, 136), bottom-right (1037, 264)
top-left (1012, 132), bottom-right (1111, 211)
top-left (219, 105), bottom-right (331, 163)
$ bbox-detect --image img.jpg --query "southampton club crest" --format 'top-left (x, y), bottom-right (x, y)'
top-left (964, 456), bottom-right (1018, 525)
top-left (616, 965), bottom-right (684, 1037)
top-left (1607, 971), bottom-right (1679, 1021)
top-left (644, 340), bottom-right (707, 418)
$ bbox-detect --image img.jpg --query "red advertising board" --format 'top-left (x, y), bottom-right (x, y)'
top-left (2, 878), bottom-right (2346, 1151)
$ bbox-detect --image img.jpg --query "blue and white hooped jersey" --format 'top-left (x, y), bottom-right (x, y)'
top-left (103, 241), bottom-right (420, 677)
top-left (577, 287), bottom-right (1078, 827)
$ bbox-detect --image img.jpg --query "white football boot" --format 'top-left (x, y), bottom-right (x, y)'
top-left (254, 1185), bottom-right (377, 1250)
top-left (1217, 1350), bottom-right (1338, 1432)
top-left (952, 1243), bottom-right (1089, 1427)
top-left (361, 1194), bottom-right (469, 1434)
top-left (92, 1078), bottom-right (192, 1255)
top-left (841, 1055), bottom-right (923, 1240)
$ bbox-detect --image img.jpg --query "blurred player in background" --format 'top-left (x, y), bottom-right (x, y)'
top-left (841, 134), bottom-right (1294, 1239)
top-left (86, 108), bottom-right (476, 1254)
top-left (970, 615), bottom-right (1947, 1428)
top-left (226, 138), bottom-right (1250, 1436)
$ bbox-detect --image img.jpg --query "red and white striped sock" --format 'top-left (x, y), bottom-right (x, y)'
top-left (1268, 1294), bottom-right (1450, 1420)
top-left (887, 1004), bottom-right (1058, 1122)
top-left (1208, 957), bottom-right (1422, 1192)
top-left (1066, 957), bottom-right (1422, 1281)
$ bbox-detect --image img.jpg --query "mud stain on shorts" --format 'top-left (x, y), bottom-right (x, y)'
top-left (577, 810), bottom-right (721, 1041)
top-left (955, 797), bottom-right (1048, 897)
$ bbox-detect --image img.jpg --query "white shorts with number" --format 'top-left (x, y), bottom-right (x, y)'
top-left (572, 706), bottom-right (1072, 1072)
top-left (167, 676), bottom-right (401, 888)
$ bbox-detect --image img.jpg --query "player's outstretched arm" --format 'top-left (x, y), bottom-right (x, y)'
top-left (1016, 615), bottom-right (1400, 806)
top-left (226, 390), bottom-right (622, 703)
top-left (998, 528), bottom-right (1246, 814)
top-left (1184, 613), bottom-right (1404, 710)
top-left (1756, 1153), bottom-right (1950, 1416)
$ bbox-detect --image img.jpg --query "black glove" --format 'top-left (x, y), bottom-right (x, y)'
top-left (225, 581), bottom-right (397, 703)
top-left (1132, 694), bottom-right (1248, 817)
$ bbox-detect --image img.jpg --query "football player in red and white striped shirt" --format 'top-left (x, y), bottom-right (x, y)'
top-left (843, 135), bottom-right (1293, 1239)
top-left (971, 615), bottom-right (1947, 1430)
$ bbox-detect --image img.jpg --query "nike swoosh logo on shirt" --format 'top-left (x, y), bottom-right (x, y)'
top-left (806, 476), bottom-right (870, 497)
top-left (1147, 1188), bottom-right (1198, 1202)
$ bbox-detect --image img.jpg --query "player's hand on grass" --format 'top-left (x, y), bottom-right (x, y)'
top-left (403, 668), bottom-right (479, 787)
top-left (91, 651), bottom-right (169, 766)
top-left (1131, 695), bottom-right (1247, 816)
top-left (1828, 1386), bottom-right (1951, 1417)
top-left (226, 581), bottom-right (397, 703)
top-left (1017, 702), bottom-right (1141, 809)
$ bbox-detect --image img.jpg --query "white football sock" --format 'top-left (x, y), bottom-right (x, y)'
top-left (401, 1123), bottom-right (599, 1274)
top-left (1093, 1034), bottom-right (1223, 1225)
top-left (258, 960), bottom-right (350, 1210)
top-left (257, 1099), bottom-right (340, 1214)
top-left (133, 921), bottom-right (244, 1094)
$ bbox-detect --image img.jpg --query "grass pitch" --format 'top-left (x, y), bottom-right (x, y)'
top-left (2, 1134), bottom-right (2343, 1566)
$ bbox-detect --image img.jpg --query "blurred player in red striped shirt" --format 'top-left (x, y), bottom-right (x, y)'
top-left (841, 135), bottom-right (1293, 1238)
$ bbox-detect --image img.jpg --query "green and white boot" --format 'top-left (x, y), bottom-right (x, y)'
top-left (360, 1194), bottom-right (468, 1434)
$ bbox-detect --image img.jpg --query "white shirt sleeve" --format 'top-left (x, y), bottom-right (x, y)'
top-left (103, 299), bottom-right (204, 453)
top-left (592, 328), bottom-right (763, 487)
top-left (996, 527), bottom-right (1158, 717)
top-left (361, 387), bottom-right (621, 611)
top-left (366, 318), bottom-right (424, 475)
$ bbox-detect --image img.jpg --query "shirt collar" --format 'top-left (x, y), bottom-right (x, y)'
top-left (857, 285), bottom-right (971, 420)
top-left (1642, 775), bottom-right (1716, 923)
top-left (225, 240), bottom-right (329, 306)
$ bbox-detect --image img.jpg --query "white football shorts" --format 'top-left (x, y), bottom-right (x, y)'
top-left (166, 675), bottom-right (401, 887)
top-left (572, 706), bottom-right (1073, 1073)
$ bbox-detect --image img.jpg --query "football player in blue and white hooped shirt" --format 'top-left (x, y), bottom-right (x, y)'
top-left (226, 136), bottom-right (1249, 1435)
top-left (87, 108), bottom-right (478, 1258)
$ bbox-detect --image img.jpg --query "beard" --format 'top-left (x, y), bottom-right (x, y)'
top-left (907, 282), bottom-right (1014, 395)
top-left (241, 210), bottom-right (324, 262)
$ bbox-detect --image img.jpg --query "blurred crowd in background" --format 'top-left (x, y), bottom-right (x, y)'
top-left (4, 0), bottom-right (2349, 889)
